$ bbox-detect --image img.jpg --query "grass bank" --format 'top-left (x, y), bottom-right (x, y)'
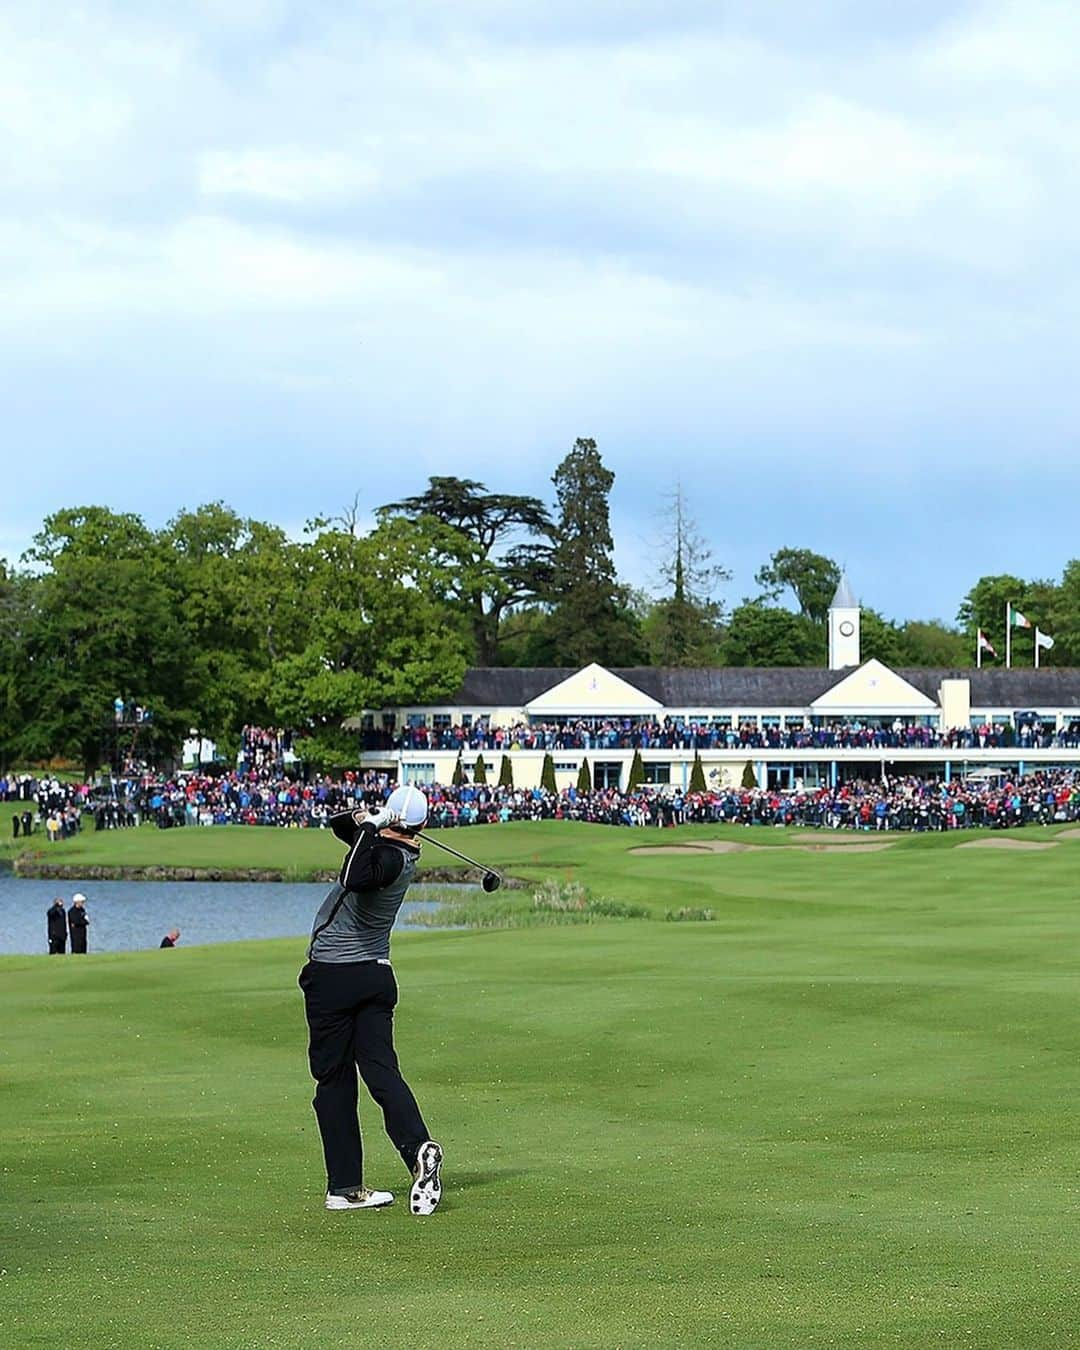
top-left (3, 836), bottom-right (1080, 1346)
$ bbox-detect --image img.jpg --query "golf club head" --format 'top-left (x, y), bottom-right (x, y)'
top-left (481, 872), bottom-right (502, 893)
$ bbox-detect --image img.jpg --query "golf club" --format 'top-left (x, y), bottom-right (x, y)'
top-left (415, 832), bottom-right (503, 891)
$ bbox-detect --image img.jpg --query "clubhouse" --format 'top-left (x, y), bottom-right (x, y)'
top-left (352, 582), bottom-right (1080, 791)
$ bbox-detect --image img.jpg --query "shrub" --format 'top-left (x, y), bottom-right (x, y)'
top-left (665, 907), bottom-right (716, 922)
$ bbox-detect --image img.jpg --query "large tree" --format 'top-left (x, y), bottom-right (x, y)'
top-left (162, 504), bottom-right (310, 743)
top-left (377, 476), bottom-right (554, 665)
top-left (268, 516), bottom-right (471, 735)
top-left (644, 486), bottom-right (728, 665)
top-left (755, 548), bottom-right (841, 624)
top-left (720, 601), bottom-right (825, 666)
top-left (956, 573), bottom-right (1057, 667)
top-left (0, 561), bottom-right (33, 767)
top-left (17, 507), bottom-right (194, 773)
top-left (545, 439), bottom-right (644, 666)
top-left (899, 620), bottom-right (969, 667)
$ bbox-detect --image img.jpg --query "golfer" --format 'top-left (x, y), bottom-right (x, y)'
top-left (299, 784), bottom-right (443, 1215)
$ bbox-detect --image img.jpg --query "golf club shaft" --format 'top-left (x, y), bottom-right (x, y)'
top-left (416, 831), bottom-right (501, 878)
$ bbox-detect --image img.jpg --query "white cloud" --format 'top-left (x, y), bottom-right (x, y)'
top-left (922, 0), bottom-right (1080, 85)
top-left (198, 149), bottom-right (379, 202)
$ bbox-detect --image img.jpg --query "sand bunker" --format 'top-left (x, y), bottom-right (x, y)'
top-left (630, 839), bottom-right (894, 856)
top-left (796, 842), bottom-right (895, 853)
top-left (957, 837), bottom-right (1058, 852)
top-left (630, 841), bottom-right (764, 855)
top-left (1054, 828), bottom-right (1080, 841)
top-left (790, 832), bottom-right (886, 845)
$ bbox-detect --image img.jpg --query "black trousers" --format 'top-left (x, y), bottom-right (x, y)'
top-left (299, 960), bottom-right (429, 1194)
top-left (48, 937), bottom-right (66, 954)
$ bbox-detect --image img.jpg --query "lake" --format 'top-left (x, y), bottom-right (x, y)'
top-left (0, 874), bottom-right (452, 955)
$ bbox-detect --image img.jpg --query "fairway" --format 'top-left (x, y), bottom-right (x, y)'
top-left (3, 831), bottom-right (1080, 1347)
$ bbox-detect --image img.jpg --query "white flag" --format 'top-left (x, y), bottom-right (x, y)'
top-left (1035, 629), bottom-right (1055, 650)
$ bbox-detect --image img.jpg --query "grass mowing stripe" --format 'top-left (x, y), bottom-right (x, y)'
top-left (3, 831), bottom-right (1080, 1346)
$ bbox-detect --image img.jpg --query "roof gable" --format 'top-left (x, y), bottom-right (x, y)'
top-left (811, 659), bottom-right (936, 712)
top-left (524, 663), bottom-right (662, 715)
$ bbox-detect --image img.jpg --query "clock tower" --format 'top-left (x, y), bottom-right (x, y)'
top-left (828, 574), bottom-right (860, 670)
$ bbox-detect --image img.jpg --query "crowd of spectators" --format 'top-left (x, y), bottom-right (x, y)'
top-left (7, 764), bottom-right (1080, 837)
top-left (381, 717), bottom-right (1080, 753)
top-left (238, 725), bottom-right (295, 775)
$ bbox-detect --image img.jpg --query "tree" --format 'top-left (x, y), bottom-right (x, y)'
top-left (957, 574), bottom-right (1030, 645)
top-left (546, 439), bottom-right (645, 666)
top-left (452, 754), bottom-right (465, 786)
top-left (645, 487), bottom-right (729, 665)
top-left (721, 602), bottom-right (825, 667)
top-left (266, 517), bottom-right (471, 732)
top-left (378, 477), bottom-right (554, 665)
top-left (957, 573), bottom-right (1059, 669)
top-left (1045, 560), bottom-right (1080, 665)
top-left (576, 758), bottom-right (592, 792)
top-left (540, 753), bottom-right (557, 793)
top-left (0, 561), bottom-right (33, 768)
top-left (473, 754), bottom-right (487, 785)
top-left (741, 761), bottom-right (758, 789)
top-left (859, 608), bottom-right (908, 667)
top-left (18, 507), bottom-right (195, 773)
top-left (899, 620), bottom-right (970, 668)
top-left (627, 748), bottom-right (645, 789)
top-left (498, 755), bottom-right (514, 788)
top-left (162, 504), bottom-right (308, 740)
top-left (689, 751), bottom-right (707, 792)
top-left (755, 549), bottom-right (841, 624)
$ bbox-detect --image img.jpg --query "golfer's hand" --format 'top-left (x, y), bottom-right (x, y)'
top-left (365, 806), bottom-right (397, 831)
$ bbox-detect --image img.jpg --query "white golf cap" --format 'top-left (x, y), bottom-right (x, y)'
top-left (386, 784), bottom-right (428, 828)
top-left (72, 892), bottom-right (87, 903)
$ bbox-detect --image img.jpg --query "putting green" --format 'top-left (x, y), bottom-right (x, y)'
top-left (2, 828), bottom-right (1080, 1346)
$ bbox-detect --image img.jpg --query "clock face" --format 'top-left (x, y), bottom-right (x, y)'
top-left (838, 620), bottom-right (855, 637)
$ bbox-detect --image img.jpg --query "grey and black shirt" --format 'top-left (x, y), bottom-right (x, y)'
top-left (307, 813), bottom-right (419, 963)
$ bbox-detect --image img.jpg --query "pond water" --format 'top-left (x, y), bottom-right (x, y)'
top-left (0, 875), bottom-right (455, 956)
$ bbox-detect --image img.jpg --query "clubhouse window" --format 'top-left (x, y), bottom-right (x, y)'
top-left (594, 762), bottom-right (622, 789)
top-left (403, 763), bottom-right (436, 784)
top-left (554, 762), bottom-right (577, 772)
top-left (643, 763), bottom-right (671, 784)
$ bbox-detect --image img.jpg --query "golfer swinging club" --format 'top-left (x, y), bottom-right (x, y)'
top-left (299, 784), bottom-right (443, 1214)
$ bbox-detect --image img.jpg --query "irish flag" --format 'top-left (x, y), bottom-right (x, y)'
top-left (1010, 608), bottom-right (1032, 629)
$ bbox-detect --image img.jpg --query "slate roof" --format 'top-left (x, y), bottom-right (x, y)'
top-left (447, 666), bottom-right (1080, 711)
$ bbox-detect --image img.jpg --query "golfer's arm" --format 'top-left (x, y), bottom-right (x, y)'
top-left (339, 826), bottom-right (406, 892)
top-left (329, 810), bottom-right (360, 844)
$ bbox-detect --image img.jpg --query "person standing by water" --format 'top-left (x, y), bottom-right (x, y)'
top-left (46, 899), bottom-right (67, 954)
top-left (298, 784), bottom-right (443, 1216)
top-left (68, 894), bottom-right (89, 954)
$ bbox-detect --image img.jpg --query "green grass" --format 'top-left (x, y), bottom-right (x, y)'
top-left (3, 829), bottom-right (1080, 1346)
top-left (8, 814), bottom-right (1080, 880)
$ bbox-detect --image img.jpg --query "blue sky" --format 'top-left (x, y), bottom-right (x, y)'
top-left (4, 0), bottom-right (1078, 625)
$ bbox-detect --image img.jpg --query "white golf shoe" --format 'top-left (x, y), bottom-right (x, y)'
top-left (325, 1187), bottom-right (394, 1211)
top-left (409, 1140), bottom-right (443, 1216)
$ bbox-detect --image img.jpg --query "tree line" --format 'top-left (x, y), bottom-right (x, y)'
top-left (1, 438), bottom-right (1075, 773)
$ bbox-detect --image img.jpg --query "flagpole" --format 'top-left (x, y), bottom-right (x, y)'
top-left (977, 630), bottom-right (982, 669)
top-left (1006, 602), bottom-right (1011, 669)
top-left (1035, 629), bottom-right (1040, 670)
